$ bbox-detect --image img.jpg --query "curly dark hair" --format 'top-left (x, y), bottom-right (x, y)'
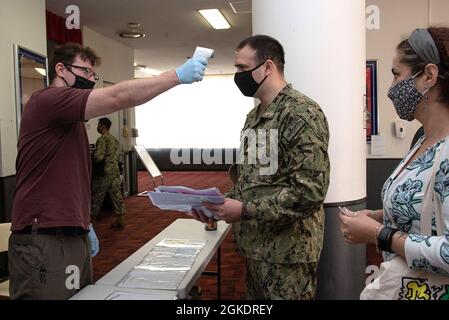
top-left (397, 27), bottom-right (449, 104)
top-left (49, 43), bottom-right (101, 82)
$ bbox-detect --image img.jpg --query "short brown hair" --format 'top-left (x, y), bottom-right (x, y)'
top-left (236, 35), bottom-right (285, 74)
top-left (397, 27), bottom-right (449, 104)
top-left (49, 43), bottom-right (101, 82)
top-left (98, 117), bottom-right (112, 130)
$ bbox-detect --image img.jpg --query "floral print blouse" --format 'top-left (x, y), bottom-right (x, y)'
top-left (382, 136), bottom-right (449, 276)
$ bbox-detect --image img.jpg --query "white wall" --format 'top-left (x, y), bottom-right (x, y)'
top-left (82, 26), bottom-right (135, 151)
top-left (367, 0), bottom-right (449, 159)
top-left (0, 0), bottom-right (47, 177)
top-left (431, 0), bottom-right (449, 25)
top-left (136, 74), bottom-right (254, 148)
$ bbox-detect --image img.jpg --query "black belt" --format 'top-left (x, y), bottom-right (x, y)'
top-left (13, 225), bottom-right (88, 236)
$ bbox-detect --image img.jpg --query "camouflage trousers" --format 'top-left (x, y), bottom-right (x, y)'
top-left (91, 175), bottom-right (125, 216)
top-left (245, 258), bottom-right (318, 300)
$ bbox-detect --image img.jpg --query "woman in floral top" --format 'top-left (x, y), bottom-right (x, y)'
top-left (340, 27), bottom-right (449, 288)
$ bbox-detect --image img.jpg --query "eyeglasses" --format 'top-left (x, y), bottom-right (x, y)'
top-left (64, 64), bottom-right (100, 81)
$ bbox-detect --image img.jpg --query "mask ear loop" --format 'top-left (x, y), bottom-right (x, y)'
top-left (421, 72), bottom-right (435, 111)
top-left (61, 64), bottom-right (76, 88)
top-left (423, 86), bottom-right (430, 111)
top-left (411, 70), bottom-right (423, 79)
top-left (413, 68), bottom-right (433, 111)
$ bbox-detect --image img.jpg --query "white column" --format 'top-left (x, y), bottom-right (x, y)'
top-left (253, 0), bottom-right (367, 300)
top-left (253, 0), bottom-right (366, 204)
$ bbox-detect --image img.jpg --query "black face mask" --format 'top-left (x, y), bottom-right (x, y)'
top-left (234, 62), bottom-right (268, 97)
top-left (62, 67), bottom-right (96, 90)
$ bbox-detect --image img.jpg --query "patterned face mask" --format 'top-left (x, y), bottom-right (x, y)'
top-left (388, 71), bottom-right (430, 121)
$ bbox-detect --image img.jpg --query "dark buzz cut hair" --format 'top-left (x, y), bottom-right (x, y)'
top-left (236, 35), bottom-right (286, 73)
top-left (49, 43), bottom-right (101, 83)
top-left (98, 117), bottom-right (112, 130)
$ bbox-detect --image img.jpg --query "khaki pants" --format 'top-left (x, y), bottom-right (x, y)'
top-left (8, 232), bottom-right (92, 300)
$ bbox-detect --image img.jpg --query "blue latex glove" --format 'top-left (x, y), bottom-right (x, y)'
top-left (88, 224), bottom-right (99, 257)
top-left (175, 57), bottom-right (208, 84)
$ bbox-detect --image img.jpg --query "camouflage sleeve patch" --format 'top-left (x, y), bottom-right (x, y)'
top-left (282, 115), bottom-right (306, 143)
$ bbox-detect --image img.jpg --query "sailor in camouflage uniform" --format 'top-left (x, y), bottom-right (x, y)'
top-left (91, 117), bottom-right (125, 228)
top-left (196, 35), bottom-right (330, 299)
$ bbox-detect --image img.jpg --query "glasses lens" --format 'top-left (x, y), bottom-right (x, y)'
top-left (66, 64), bottom-right (99, 81)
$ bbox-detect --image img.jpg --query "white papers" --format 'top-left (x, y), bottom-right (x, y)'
top-left (151, 246), bottom-right (202, 259)
top-left (148, 186), bottom-right (224, 219)
top-left (157, 239), bottom-right (207, 249)
top-left (117, 238), bottom-right (207, 290)
top-left (134, 246), bottom-right (201, 272)
top-left (370, 135), bottom-right (386, 155)
top-left (118, 269), bottom-right (186, 290)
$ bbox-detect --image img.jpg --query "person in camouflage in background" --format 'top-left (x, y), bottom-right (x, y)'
top-left (194, 35), bottom-right (330, 300)
top-left (91, 117), bottom-right (125, 229)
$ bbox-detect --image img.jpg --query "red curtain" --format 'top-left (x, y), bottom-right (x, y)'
top-left (46, 10), bottom-right (83, 45)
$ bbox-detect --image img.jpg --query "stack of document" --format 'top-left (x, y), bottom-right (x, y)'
top-left (148, 186), bottom-right (224, 220)
top-left (118, 239), bottom-right (207, 291)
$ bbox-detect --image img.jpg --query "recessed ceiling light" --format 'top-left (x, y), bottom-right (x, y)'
top-left (198, 9), bottom-right (231, 29)
top-left (119, 31), bottom-right (146, 39)
top-left (134, 64), bottom-right (147, 70)
top-left (128, 22), bottom-right (141, 28)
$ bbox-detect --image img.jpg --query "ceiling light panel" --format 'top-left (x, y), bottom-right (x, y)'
top-left (198, 9), bottom-right (231, 30)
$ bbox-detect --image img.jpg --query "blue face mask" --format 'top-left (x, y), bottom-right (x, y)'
top-left (234, 62), bottom-right (268, 97)
top-left (387, 71), bottom-right (430, 121)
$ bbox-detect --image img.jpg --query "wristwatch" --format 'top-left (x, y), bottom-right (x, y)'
top-left (241, 202), bottom-right (251, 221)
